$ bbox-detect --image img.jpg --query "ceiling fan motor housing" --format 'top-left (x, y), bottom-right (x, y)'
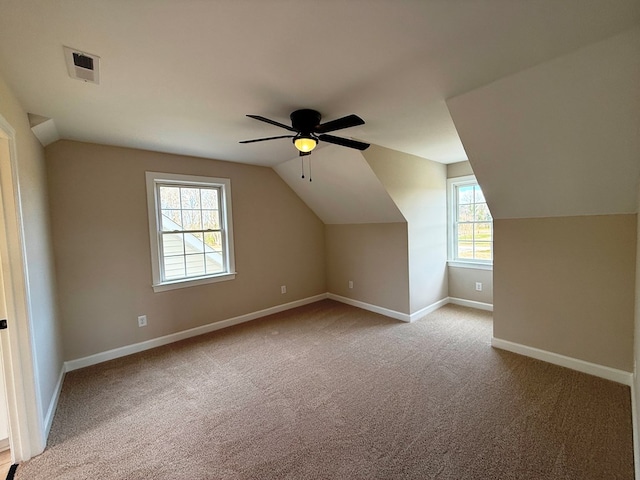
top-left (290, 109), bottom-right (321, 134)
top-left (240, 109), bottom-right (369, 152)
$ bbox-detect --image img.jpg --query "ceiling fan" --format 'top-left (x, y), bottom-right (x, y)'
top-left (240, 109), bottom-right (370, 156)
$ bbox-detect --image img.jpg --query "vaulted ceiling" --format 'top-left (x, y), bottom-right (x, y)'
top-left (448, 27), bottom-right (640, 218)
top-left (0, 0), bottom-right (638, 168)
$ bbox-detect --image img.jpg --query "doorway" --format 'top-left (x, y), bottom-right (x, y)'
top-left (0, 248), bottom-right (10, 475)
top-left (0, 115), bottom-right (42, 465)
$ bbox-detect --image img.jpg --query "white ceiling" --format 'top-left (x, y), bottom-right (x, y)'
top-left (0, 1), bottom-right (639, 167)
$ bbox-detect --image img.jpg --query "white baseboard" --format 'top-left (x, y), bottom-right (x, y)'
top-left (327, 293), bottom-right (411, 322)
top-left (60, 292), bottom-right (639, 475)
top-left (66, 293), bottom-right (494, 372)
top-left (409, 298), bottom-right (451, 322)
top-left (326, 294), bottom-right (452, 324)
top-left (491, 337), bottom-right (633, 386)
top-left (44, 365), bottom-right (65, 438)
top-left (65, 294), bottom-right (328, 372)
top-left (448, 297), bottom-right (493, 312)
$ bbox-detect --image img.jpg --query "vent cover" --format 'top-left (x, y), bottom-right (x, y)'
top-left (64, 46), bottom-right (100, 84)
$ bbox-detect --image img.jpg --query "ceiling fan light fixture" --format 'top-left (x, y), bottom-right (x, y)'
top-left (294, 136), bottom-right (317, 153)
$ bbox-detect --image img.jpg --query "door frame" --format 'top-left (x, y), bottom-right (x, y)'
top-left (0, 114), bottom-right (43, 462)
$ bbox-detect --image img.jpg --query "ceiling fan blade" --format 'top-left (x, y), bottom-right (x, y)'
top-left (319, 134), bottom-right (370, 151)
top-left (315, 114), bottom-right (365, 134)
top-left (239, 135), bottom-right (295, 144)
top-left (246, 115), bottom-right (296, 132)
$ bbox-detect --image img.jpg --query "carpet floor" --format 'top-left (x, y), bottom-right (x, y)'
top-left (15, 300), bottom-right (634, 479)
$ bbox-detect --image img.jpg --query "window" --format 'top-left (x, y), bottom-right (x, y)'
top-left (146, 172), bottom-right (235, 292)
top-left (447, 175), bottom-right (493, 268)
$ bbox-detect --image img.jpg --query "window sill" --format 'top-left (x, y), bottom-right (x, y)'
top-left (447, 261), bottom-right (493, 271)
top-left (152, 272), bottom-right (237, 293)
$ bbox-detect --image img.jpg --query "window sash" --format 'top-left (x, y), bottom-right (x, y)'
top-left (146, 172), bottom-right (235, 292)
top-left (448, 176), bottom-right (493, 265)
top-left (154, 182), bottom-right (228, 282)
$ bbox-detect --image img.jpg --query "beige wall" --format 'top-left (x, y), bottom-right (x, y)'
top-left (634, 189), bottom-right (640, 462)
top-left (325, 223), bottom-right (409, 313)
top-left (46, 140), bottom-right (325, 361)
top-left (446, 160), bottom-right (474, 179)
top-left (448, 267), bottom-right (493, 304)
top-left (494, 214), bottom-right (636, 371)
top-left (0, 72), bottom-right (63, 442)
top-left (364, 145), bottom-right (448, 313)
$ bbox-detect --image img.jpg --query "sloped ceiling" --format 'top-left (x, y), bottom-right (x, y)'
top-left (447, 27), bottom-right (640, 219)
top-left (0, 1), bottom-right (639, 167)
top-left (273, 146), bottom-right (404, 225)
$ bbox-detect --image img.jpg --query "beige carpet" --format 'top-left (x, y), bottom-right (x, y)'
top-left (16, 300), bottom-right (633, 479)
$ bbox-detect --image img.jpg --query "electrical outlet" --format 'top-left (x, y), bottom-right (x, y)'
top-left (348, 280), bottom-right (353, 289)
top-left (137, 315), bottom-right (147, 327)
top-left (475, 282), bottom-right (483, 292)
top-left (281, 285), bottom-right (287, 294)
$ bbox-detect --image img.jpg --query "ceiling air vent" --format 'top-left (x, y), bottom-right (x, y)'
top-left (63, 46), bottom-right (100, 84)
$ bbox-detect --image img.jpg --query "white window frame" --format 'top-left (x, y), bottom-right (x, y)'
top-left (146, 171), bottom-right (236, 292)
top-left (447, 175), bottom-right (493, 270)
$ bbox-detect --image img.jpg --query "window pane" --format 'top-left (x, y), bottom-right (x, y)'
top-left (182, 210), bottom-right (202, 230)
top-left (181, 188), bottom-right (201, 209)
top-left (204, 232), bottom-right (225, 273)
top-left (163, 256), bottom-right (185, 280)
top-left (206, 256), bottom-right (224, 275)
top-left (185, 254), bottom-right (206, 277)
top-left (458, 185), bottom-right (474, 204)
top-left (186, 232), bottom-right (205, 253)
top-left (202, 210), bottom-right (220, 230)
top-left (474, 186), bottom-right (486, 203)
top-left (201, 189), bottom-right (219, 209)
top-left (457, 242), bottom-right (473, 259)
top-left (457, 223), bottom-right (472, 243)
top-left (204, 232), bottom-right (222, 251)
top-left (160, 186), bottom-right (180, 209)
top-left (162, 233), bottom-right (184, 256)
top-left (458, 204), bottom-right (473, 222)
top-left (474, 242), bottom-right (493, 260)
top-left (475, 203), bottom-right (492, 222)
top-left (474, 223), bottom-right (492, 242)
top-left (161, 210), bottom-right (182, 230)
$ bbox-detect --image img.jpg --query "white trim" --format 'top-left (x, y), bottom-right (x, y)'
top-left (409, 298), bottom-right (450, 322)
top-left (448, 297), bottom-right (494, 312)
top-left (65, 294), bottom-right (328, 372)
top-left (44, 366), bottom-right (65, 438)
top-left (145, 171), bottom-right (236, 292)
top-left (326, 293), bottom-right (411, 322)
top-left (491, 337), bottom-right (633, 386)
top-left (66, 294), bottom-right (475, 373)
top-left (0, 114), bottom-right (44, 461)
top-left (325, 295), bottom-right (451, 323)
top-left (152, 272), bottom-right (237, 293)
top-left (446, 174), bottom-right (494, 265)
top-left (447, 261), bottom-right (493, 271)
